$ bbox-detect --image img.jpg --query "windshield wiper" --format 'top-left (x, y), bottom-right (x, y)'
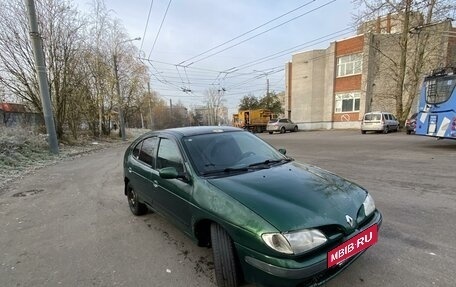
top-left (202, 166), bottom-right (249, 176)
top-left (248, 158), bottom-right (292, 168)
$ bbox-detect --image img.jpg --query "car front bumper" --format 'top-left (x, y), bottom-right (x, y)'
top-left (236, 210), bottom-right (383, 287)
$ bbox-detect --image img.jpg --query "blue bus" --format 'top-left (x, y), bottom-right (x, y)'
top-left (416, 67), bottom-right (456, 139)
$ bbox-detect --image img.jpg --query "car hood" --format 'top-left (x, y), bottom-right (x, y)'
top-left (207, 162), bottom-right (367, 233)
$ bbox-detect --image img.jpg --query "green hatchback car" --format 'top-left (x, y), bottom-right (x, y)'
top-left (123, 126), bottom-right (382, 287)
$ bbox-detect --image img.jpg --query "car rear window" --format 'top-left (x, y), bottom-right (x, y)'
top-left (364, 114), bottom-right (381, 121)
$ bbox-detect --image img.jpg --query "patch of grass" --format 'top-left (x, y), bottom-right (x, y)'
top-left (0, 127), bottom-right (124, 192)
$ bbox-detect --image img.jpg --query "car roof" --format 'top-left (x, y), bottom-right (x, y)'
top-left (141, 126), bottom-right (243, 139)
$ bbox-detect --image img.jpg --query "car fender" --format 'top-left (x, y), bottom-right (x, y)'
top-left (190, 178), bottom-right (278, 254)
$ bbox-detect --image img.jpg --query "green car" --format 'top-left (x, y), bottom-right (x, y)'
top-left (123, 126), bottom-right (382, 287)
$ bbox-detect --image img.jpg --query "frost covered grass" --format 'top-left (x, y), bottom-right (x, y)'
top-left (0, 127), bottom-right (54, 177)
top-left (0, 127), bottom-right (147, 192)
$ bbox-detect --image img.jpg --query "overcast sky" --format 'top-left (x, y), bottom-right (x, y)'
top-left (74, 0), bottom-right (358, 113)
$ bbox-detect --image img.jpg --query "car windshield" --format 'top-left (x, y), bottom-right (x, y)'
top-left (268, 119), bottom-right (278, 123)
top-left (181, 131), bottom-right (288, 176)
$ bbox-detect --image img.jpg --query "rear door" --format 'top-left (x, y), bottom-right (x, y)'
top-left (391, 114), bottom-right (399, 129)
top-left (129, 136), bottom-right (159, 205)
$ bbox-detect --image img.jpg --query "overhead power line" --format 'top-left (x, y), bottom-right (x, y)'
top-left (139, 0), bottom-right (154, 55)
top-left (178, 0), bottom-right (316, 66)
top-left (148, 0), bottom-right (173, 59)
top-left (183, 0), bottom-right (337, 67)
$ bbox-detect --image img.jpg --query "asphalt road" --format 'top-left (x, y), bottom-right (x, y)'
top-left (0, 130), bottom-right (455, 287)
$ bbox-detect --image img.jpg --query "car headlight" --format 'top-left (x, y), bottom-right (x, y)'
top-left (262, 229), bottom-right (327, 255)
top-left (363, 193), bottom-right (376, 216)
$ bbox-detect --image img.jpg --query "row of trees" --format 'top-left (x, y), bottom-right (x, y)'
top-left (0, 0), bottom-right (183, 140)
top-left (238, 91), bottom-right (284, 115)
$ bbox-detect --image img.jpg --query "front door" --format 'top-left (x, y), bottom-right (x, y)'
top-left (152, 137), bottom-right (192, 231)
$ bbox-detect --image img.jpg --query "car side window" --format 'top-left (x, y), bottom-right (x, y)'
top-left (279, 119), bottom-right (286, 123)
top-left (133, 141), bottom-right (142, 158)
top-left (138, 137), bottom-right (158, 167)
top-left (157, 138), bottom-right (184, 173)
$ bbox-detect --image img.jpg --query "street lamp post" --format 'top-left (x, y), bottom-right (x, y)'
top-left (113, 37), bottom-right (140, 141)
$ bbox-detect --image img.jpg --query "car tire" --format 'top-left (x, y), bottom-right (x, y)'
top-left (383, 126), bottom-right (389, 134)
top-left (293, 126), bottom-right (298, 132)
top-left (361, 130), bottom-right (366, 134)
top-left (268, 131), bottom-right (273, 134)
top-left (280, 127), bottom-right (285, 134)
top-left (406, 130), bottom-right (411, 135)
top-left (211, 223), bottom-right (241, 287)
top-left (126, 183), bottom-right (147, 216)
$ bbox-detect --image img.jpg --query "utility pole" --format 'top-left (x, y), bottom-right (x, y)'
top-left (113, 54), bottom-right (126, 141)
top-left (112, 37), bottom-right (140, 141)
top-left (266, 78), bottom-right (270, 97)
top-left (148, 82), bottom-right (154, 130)
top-left (25, 0), bottom-right (59, 154)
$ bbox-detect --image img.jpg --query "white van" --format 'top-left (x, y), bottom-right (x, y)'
top-left (361, 112), bottom-right (399, 134)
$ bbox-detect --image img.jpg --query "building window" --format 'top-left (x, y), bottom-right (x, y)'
top-left (335, 92), bottom-right (361, 113)
top-left (336, 53), bottom-right (362, 77)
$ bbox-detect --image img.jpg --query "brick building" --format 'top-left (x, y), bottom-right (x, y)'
top-left (285, 16), bottom-right (456, 130)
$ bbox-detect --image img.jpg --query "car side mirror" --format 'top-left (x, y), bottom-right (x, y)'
top-left (159, 167), bottom-right (179, 179)
top-left (159, 167), bottom-right (191, 183)
top-left (278, 148), bottom-right (287, 155)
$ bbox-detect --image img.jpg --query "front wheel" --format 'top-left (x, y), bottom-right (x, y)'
top-left (211, 223), bottom-right (241, 287)
top-left (126, 183), bottom-right (148, 216)
top-left (383, 126), bottom-right (389, 134)
top-left (293, 126), bottom-right (298, 132)
top-left (268, 131), bottom-right (273, 134)
top-left (280, 127), bottom-right (285, 134)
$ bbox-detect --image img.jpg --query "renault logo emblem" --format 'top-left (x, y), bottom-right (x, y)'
top-left (345, 215), bottom-right (354, 227)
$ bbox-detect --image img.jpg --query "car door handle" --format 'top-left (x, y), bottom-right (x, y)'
top-left (152, 180), bottom-right (158, 188)
top-left (128, 167), bottom-right (132, 173)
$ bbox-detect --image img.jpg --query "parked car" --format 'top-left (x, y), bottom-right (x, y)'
top-left (405, 113), bottom-right (417, 134)
top-left (266, 118), bottom-right (298, 134)
top-left (123, 126), bottom-right (382, 287)
top-left (361, 112), bottom-right (399, 134)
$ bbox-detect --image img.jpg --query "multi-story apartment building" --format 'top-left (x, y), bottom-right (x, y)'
top-left (285, 15), bottom-right (455, 130)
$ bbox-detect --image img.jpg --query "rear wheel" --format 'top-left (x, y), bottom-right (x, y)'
top-left (361, 130), bottom-right (366, 134)
top-left (211, 223), bottom-right (241, 287)
top-left (268, 131), bottom-right (273, 134)
top-left (126, 183), bottom-right (147, 216)
top-left (406, 130), bottom-right (411, 135)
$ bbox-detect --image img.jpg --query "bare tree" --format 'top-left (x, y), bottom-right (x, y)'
top-left (204, 88), bottom-right (226, 125)
top-left (352, 0), bottom-right (455, 123)
top-left (0, 0), bottom-right (155, 139)
top-left (0, 0), bottom-right (85, 138)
